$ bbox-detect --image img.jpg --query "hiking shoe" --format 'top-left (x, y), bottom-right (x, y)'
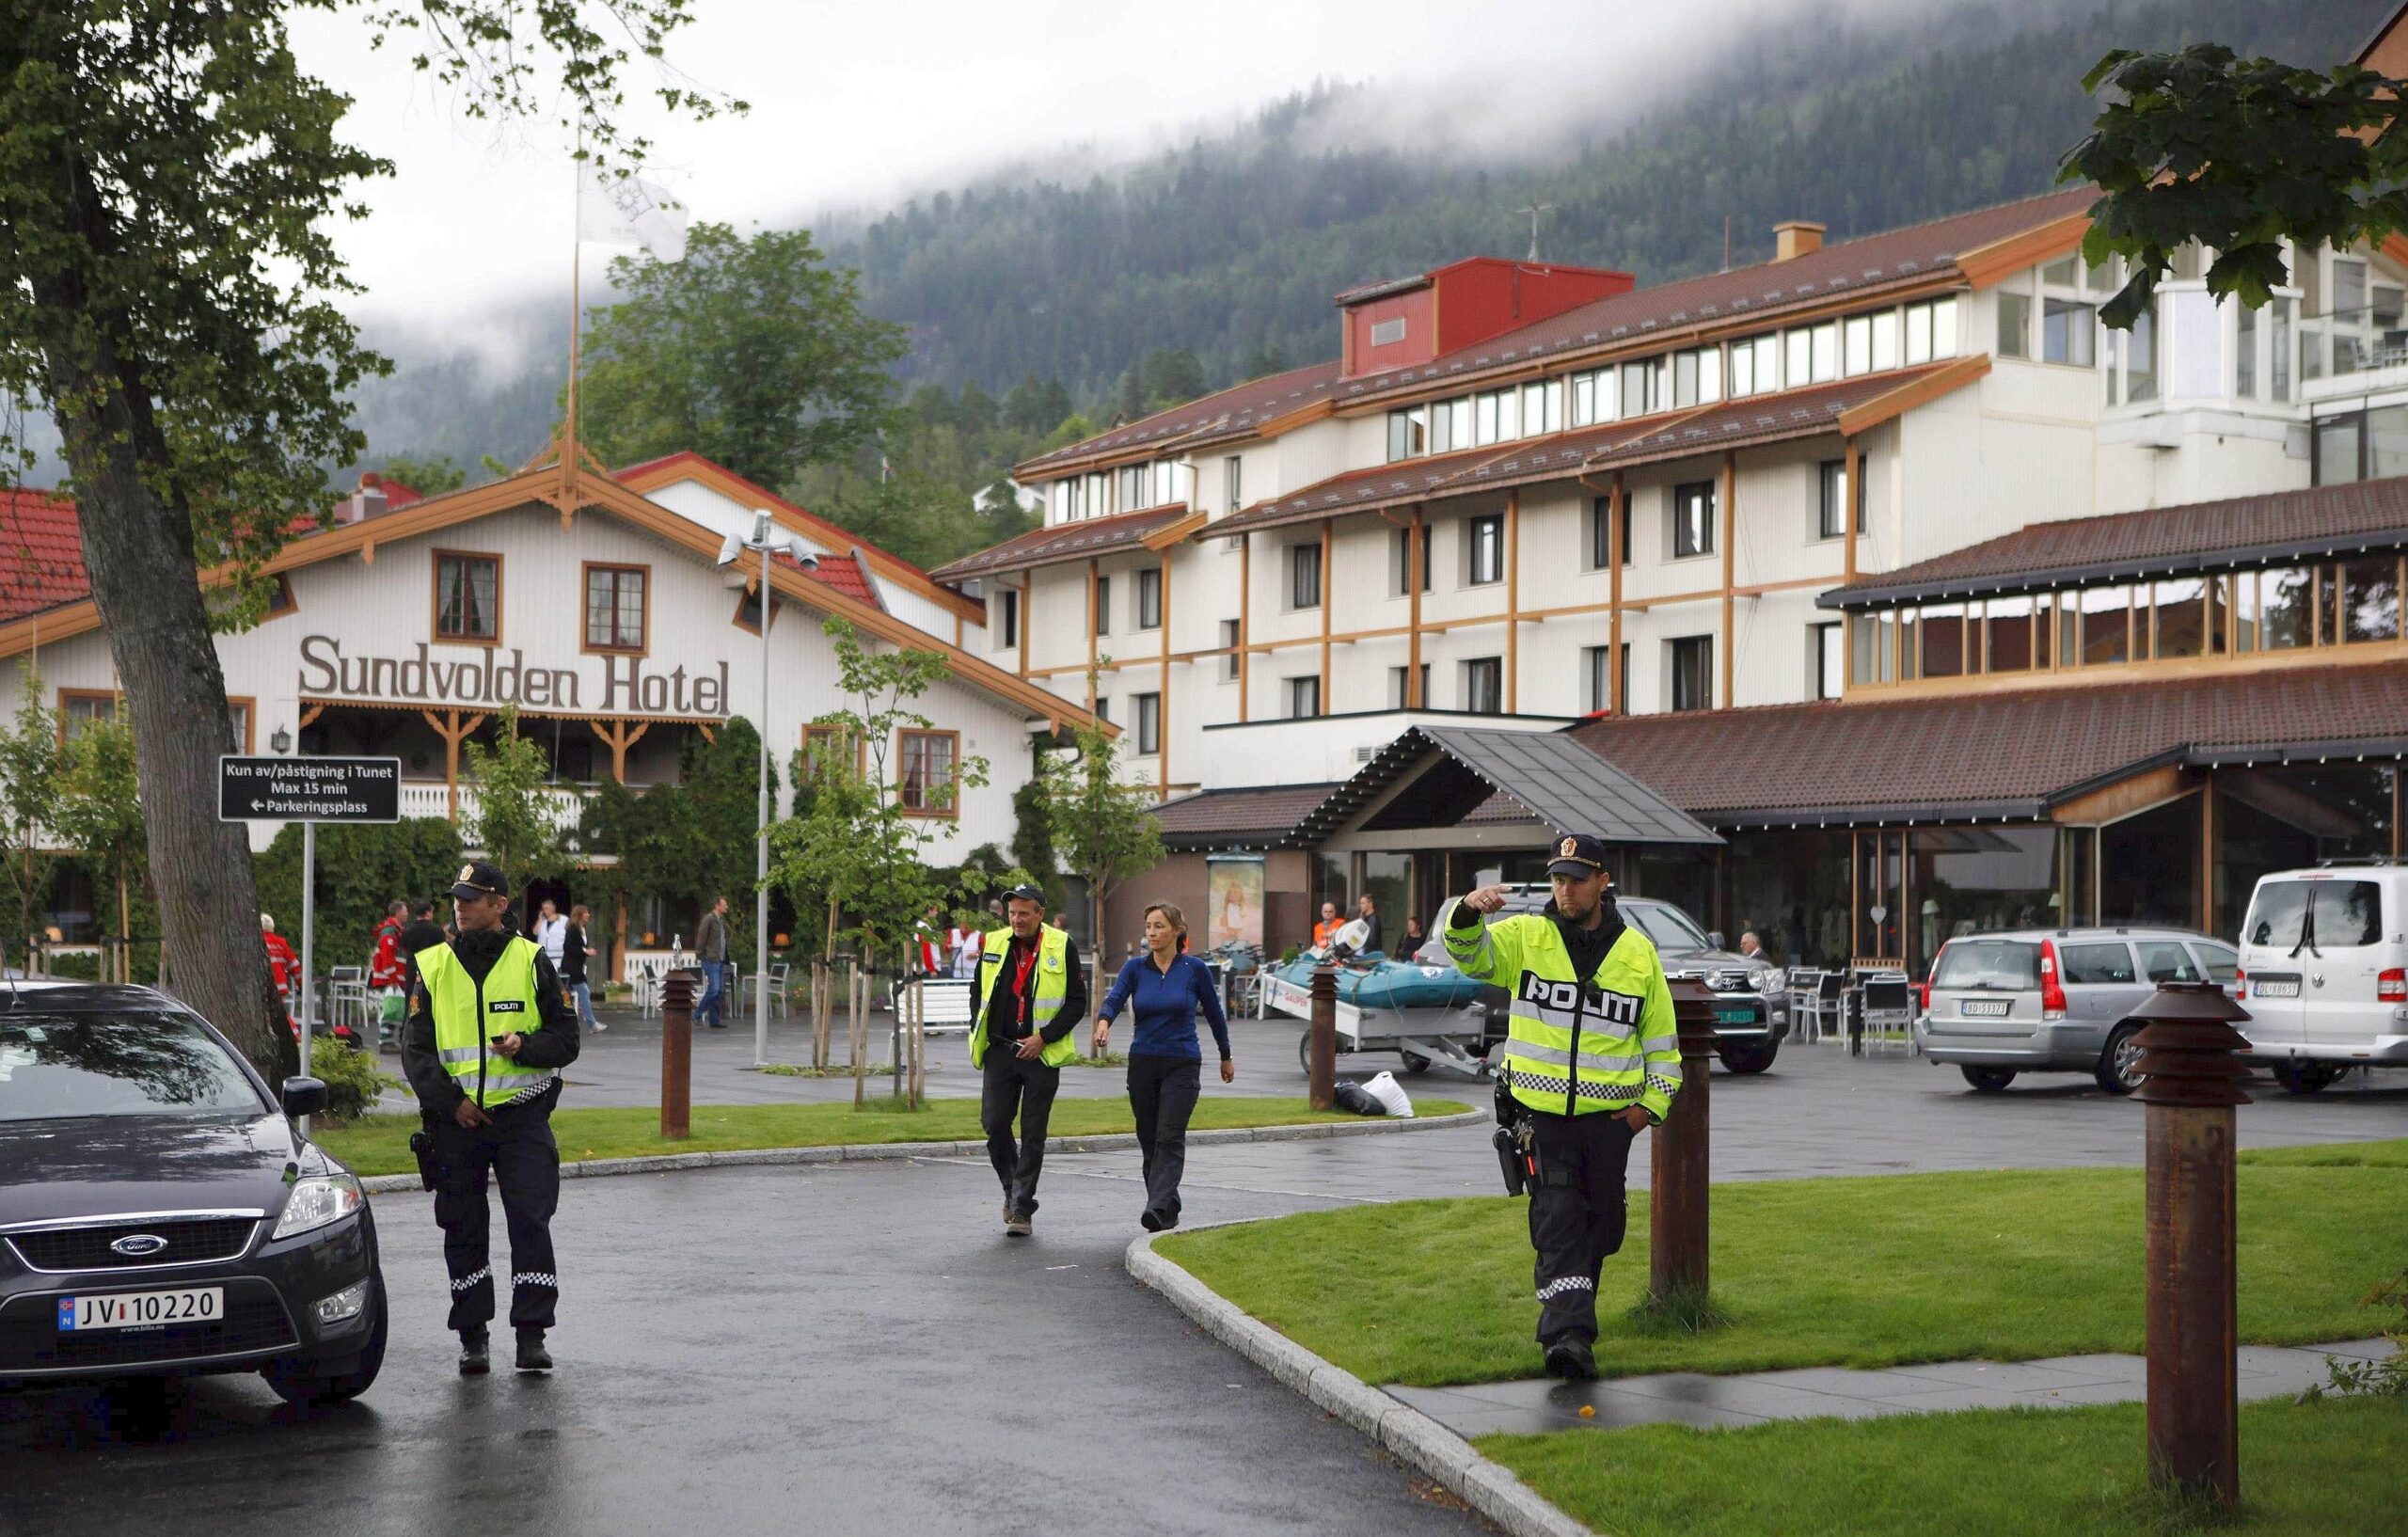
top-left (458, 1329), bottom-right (490, 1376)
top-left (1004, 1212), bottom-right (1033, 1238)
top-left (1140, 1208), bottom-right (1164, 1233)
top-left (515, 1330), bottom-right (552, 1372)
top-left (1543, 1340), bottom-right (1598, 1381)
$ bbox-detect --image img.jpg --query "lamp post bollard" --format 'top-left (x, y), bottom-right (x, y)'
top-left (2128, 979), bottom-right (2254, 1508)
top-left (660, 969), bottom-right (699, 1141)
top-left (1307, 962), bottom-right (1338, 1111)
top-left (1650, 976), bottom-right (1719, 1305)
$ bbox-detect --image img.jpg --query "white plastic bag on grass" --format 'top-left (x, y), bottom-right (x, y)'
top-left (1361, 1070), bottom-right (1414, 1118)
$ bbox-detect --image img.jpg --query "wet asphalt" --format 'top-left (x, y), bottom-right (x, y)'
top-left (4, 1022), bottom-right (2400, 1537)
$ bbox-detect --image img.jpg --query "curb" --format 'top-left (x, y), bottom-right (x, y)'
top-left (358, 1106), bottom-right (1483, 1195)
top-left (1126, 1228), bottom-right (1591, 1537)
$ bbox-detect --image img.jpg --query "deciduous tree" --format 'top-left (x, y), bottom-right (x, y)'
top-left (1030, 679), bottom-right (1162, 1050)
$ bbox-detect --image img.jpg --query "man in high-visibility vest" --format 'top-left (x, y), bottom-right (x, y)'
top-left (970, 883), bottom-right (1088, 1237)
top-left (1444, 833), bottom-right (1680, 1382)
top-left (400, 860), bottom-right (580, 1375)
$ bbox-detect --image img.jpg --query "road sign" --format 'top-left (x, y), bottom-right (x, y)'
top-left (217, 755), bottom-right (401, 823)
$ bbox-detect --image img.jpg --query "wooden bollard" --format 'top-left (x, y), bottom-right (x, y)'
top-left (1307, 961), bottom-right (1338, 1111)
top-left (1650, 976), bottom-right (1719, 1305)
top-left (659, 968), bottom-right (698, 1141)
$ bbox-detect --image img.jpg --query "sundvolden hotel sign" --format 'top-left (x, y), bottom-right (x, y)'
top-left (298, 636), bottom-right (731, 717)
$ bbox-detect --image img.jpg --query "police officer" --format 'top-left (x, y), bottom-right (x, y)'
top-left (1442, 834), bottom-right (1680, 1381)
top-left (969, 884), bottom-right (1087, 1236)
top-left (400, 861), bottom-right (580, 1374)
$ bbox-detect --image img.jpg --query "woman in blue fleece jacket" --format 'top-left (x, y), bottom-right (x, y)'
top-left (1093, 901), bottom-right (1232, 1231)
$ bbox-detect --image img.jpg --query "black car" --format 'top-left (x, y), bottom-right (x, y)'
top-left (0, 981), bottom-right (386, 1404)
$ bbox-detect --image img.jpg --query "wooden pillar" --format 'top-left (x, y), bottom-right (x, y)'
top-left (1318, 518), bottom-right (1334, 713)
top-left (1505, 488), bottom-right (1521, 714)
top-left (1085, 558), bottom-right (1100, 713)
top-left (423, 709), bottom-right (488, 823)
top-left (1407, 506), bottom-right (1425, 708)
top-left (1843, 434), bottom-right (1861, 587)
top-left (1719, 451), bottom-right (1736, 710)
top-left (1237, 531), bottom-right (1252, 723)
top-left (1158, 555), bottom-right (1172, 796)
top-left (1019, 572), bottom-right (1033, 678)
top-left (1608, 472), bottom-right (1626, 714)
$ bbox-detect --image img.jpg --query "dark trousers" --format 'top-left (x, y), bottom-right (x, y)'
top-left (981, 1048), bottom-right (1061, 1215)
top-left (1127, 1054), bottom-right (1201, 1220)
top-left (1526, 1109), bottom-right (1639, 1347)
top-left (427, 1105), bottom-right (562, 1334)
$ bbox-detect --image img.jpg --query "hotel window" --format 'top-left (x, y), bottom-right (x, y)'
top-left (1496, 388), bottom-right (1520, 440)
top-left (1391, 525), bottom-right (1432, 595)
top-left (1135, 567), bottom-right (1162, 630)
top-left (1728, 333), bottom-right (1780, 397)
top-left (1983, 595), bottom-right (2044, 672)
top-left (1387, 404), bottom-right (1429, 462)
top-left (1671, 346), bottom-right (1721, 407)
top-left (1871, 309), bottom-right (1900, 371)
top-left (1064, 477), bottom-right (1085, 519)
top-left (1904, 296), bottom-right (1958, 364)
top-left (1475, 391), bottom-right (1500, 446)
top-left (1668, 636), bottom-right (1714, 712)
top-left (1290, 542), bottom-right (1322, 610)
top-left (2059, 584), bottom-right (2131, 666)
top-left (1462, 657), bottom-right (1503, 715)
top-left (1155, 459), bottom-right (1188, 507)
top-left (1670, 481), bottom-right (1716, 559)
top-left (734, 585), bottom-right (782, 634)
top-left (59, 690), bottom-right (119, 742)
top-left (1117, 465), bottom-right (1146, 510)
top-left (896, 730), bottom-right (960, 816)
top-left (1370, 317), bottom-right (1407, 346)
top-left (435, 551), bottom-right (500, 642)
top-left (2125, 306), bottom-right (2158, 404)
top-left (264, 573), bottom-right (298, 617)
top-left (1465, 515), bottom-right (1505, 586)
top-left (799, 724), bottom-right (862, 784)
top-left (1589, 494), bottom-right (1630, 569)
top-left (1810, 622), bottom-right (1844, 700)
top-left (1520, 380), bottom-right (1561, 436)
top-left (1621, 357), bottom-right (1667, 418)
top-left (1224, 454), bottom-right (1243, 513)
top-left (1844, 314), bottom-right (1873, 376)
top-left (1996, 287), bottom-right (2033, 359)
top-left (1286, 675), bottom-right (1321, 720)
top-left (1086, 471), bottom-right (1108, 515)
top-left (2340, 558), bottom-right (2403, 642)
top-left (994, 588), bottom-right (1019, 650)
top-left (226, 700), bottom-right (253, 753)
top-left (1093, 575), bottom-right (1111, 636)
top-left (1916, 603), bottom-right (1969, 678)
top-left (1850, 611), bottom-right (1896, 685)
top-left (2255, 567), bottom-right (2318, 649)
top-left (1220, 618), bottom-right (1241, 680)
top-left (1430, 397), bottom-right (1470, 452)
top-left (1584, 643), bottom-right (1627, 713)
top-left (1571, 371), bottom-right (1598, 427)
top-left (2149, 578), bottom-right (2216, 658)
top-left (1785, 322), bottom-right (1837, 384)
top-left (1816, 459), bottom-right (1863, 540)
top-left (583, 563), bottom-right (647, 652)
top-left (1133, 692), bottom-right (1161, 756)
top-left (1387, 663), bottom-right (1428, 709)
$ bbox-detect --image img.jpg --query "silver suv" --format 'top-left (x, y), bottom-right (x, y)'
top-left (1920, 927), bottom-right (2238, 1094)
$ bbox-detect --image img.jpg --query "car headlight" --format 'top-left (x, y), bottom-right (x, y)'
top-left (1758, 968), bottom-right (1785, 993)
top-left (272, 1172), bottom-right (363, 1241)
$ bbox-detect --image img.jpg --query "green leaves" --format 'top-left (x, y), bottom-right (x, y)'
top-left (460, 704), bottom-right (569, 882)
top-left (2066, 42), bottom-right (2408, 327)
top-left (1028, 670), bottom-right (1163, 962)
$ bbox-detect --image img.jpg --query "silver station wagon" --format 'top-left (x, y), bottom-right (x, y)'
top-left (1920, 927), bottom-right (2238, 1094)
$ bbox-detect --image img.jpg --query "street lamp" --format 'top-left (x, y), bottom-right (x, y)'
top-left (717, 511), bottom-right (817, 1068)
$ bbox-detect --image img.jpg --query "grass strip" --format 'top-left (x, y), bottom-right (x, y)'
top-left (318, 1096), bottom-right (1467, 1178)
top-left (2239, 1136), bottom-right (2408, 1168)
top-left (1159, 1165), bottom-right (2406, 1386)
top-left (1477, 1396), bottom-right (2408, 1537)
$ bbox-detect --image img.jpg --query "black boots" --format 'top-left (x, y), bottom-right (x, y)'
top-left (458, 1328), bottom-right (490, 1375)
top-left (515, 1329), bottom-right (552, 1372)
top-left (1544, 1339), bottom-right (1599, 1381)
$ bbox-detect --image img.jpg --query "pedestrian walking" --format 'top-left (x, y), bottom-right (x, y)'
top-left (694, 895), bottom-right (730, 1028)
top-left (1443, 833), bottom-right (1680, 1382)
top-left (400, 860), bottom-right (580, 1375)
top-left (368, 900), bottom-right (410, 1051)
top-left (1092, 902), bottom-right (1231, 1232)
top-left (531, 898), bottom-right (567, 969)
top-left (261, 913), bottom-right (299, 1034)
top-left (970, 883), bottom-right (1087, 1237)
top-left (562, 903), bottom-right (603, 1033)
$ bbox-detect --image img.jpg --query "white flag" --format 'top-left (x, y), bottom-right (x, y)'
top-left (578, 168), bottom-right (688, 262)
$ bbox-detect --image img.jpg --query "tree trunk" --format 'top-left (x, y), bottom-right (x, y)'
top-left (1088, 880), bottom-right (1109, 1058)
top-left (32, 291), bottom-right (290, 1077)
top-left (114, 867), bottom-right (129, 985)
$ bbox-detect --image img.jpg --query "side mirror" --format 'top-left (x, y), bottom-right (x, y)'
top-left (281, 1076), bottom-right (327, 1120)
top-left (1707, 931), bottom-right (1725, 950)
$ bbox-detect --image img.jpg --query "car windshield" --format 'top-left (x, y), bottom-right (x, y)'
top-left (1932, 940), bottom-right (2039, 991)
top-left (1624, 903), bottom-right (1713, 954)
top-left (0, 1013), bottom-right (263, 1123)
top-left (2245, 880), bottom-right (2383, 950)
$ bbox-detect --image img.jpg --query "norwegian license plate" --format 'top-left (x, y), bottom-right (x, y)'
top-left (56, 1286), bottom-right (222, 1332)
top-left (1714, 1005), bottom-right (1757, 1026)
top-left (2252, 978), bottom-right (2300, 998)
top-left (1960, 999), bottom-right (2011, 1017)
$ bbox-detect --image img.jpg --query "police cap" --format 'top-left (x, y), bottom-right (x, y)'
top-left (1545, 833), bottom-right (1612, 880)
top-left (450, 860), bottom-right (510, 901)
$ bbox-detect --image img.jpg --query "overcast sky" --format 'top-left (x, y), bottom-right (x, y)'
top-left (293, 0), bottom-right (1878, 332)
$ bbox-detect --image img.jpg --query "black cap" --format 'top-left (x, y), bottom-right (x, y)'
top-left (1545, 833), bottom-right (1611, 879)
top-left (449, 860), bottom-right (509, 901)
top-left (1001, 882), bottom-right (1044, 904)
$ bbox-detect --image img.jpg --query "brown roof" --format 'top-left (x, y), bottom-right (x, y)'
top-left (1826, 476), bottom-right (2408, 610)
top-left (1569, 660), bottom-right (2408, 826)
top-left (1017, 361), bottom-right (1345, 477)
top-left (1150, 782), bottom-right (1343, 848)
top-left (927, 501), bottom-right (1193, 582)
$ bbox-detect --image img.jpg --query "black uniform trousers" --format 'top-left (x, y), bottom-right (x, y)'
top-left (427, 1097), bottom-right (562, 1334)
top-left (1127, 1054), bottom-right (1202, 1221)
top-left (1526, 1107), bottom-right (1639, 1346)
top-left (981, 1050), bottom-right (1062, 1216)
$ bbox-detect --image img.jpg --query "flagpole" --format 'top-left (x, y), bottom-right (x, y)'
top-left (565, 151), bottom-right (582, 483)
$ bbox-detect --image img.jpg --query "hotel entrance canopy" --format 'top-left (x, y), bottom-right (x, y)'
top-left (1295, 724), bottom-right (1721, 849)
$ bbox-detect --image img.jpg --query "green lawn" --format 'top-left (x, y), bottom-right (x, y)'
top-left (318, 1096), bottom-right (1468, 1178)
top-left (1158, 1165), bottom-right (2406, 1387)
top-left (1479, 1396), bottom-right (2407, 1537)
top-left (2240, 1137), bottom-right (2408, 1169)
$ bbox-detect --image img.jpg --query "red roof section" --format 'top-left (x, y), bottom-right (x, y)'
top-left (928, 501), bottom-right (1194, 582)
top-left (1017, 360), bottom-right (1346, 477)
top-left (0, 488), bottom-right (89, 624)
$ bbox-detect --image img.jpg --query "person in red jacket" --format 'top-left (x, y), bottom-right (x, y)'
top-left (369, 900), bottom-right (410, 1052)
top-left (261, 912), bottom-right (299, 1038)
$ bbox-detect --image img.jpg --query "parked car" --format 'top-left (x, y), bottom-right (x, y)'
top-left (1416, 887), bottom-right (1789, 1073)
top-left (0, 981), bottom-right (387, 1404)
top-left (1920, 927), bottom-right (2238, 1094)
top-left (2235, 861), bottom-right (2408, 1093)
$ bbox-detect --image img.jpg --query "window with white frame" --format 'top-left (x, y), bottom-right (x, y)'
top-left (1728, 332), bottom-right (1781, 397)
top-left (1433, 396), bottom-right (1470, 452)
top-left (1474, 391), bottom-right (1500, 446)
top-left (1290, 541), bottom-right (1322, 609)
top-left (1584, 642), bottom-right (1627, 713)
top-left (1465, 514), bottom-right (1505, 585)
top-left (1220, 618), bottom-right (1241, 681)
top-left (2039, 256), bottom-right (2099, 368)
top-left (1093, 574), bottom-right (1111, 636)
top-left (1519, 379), bottom-right (1562, 436)
top-left (1904, 295), bottom-right (1959, 364)
top-left (1670, 481), bottom-right (1716, 559)
top-left (1669, 636), bottom-right (1714, 712)
top-left (1286, 675), bottom-right (1321, 720)
top-left (1462, 657), bottom-right (1503, 715)
top-left (1387, 404), bottom-right (1429, 462)
top-left (1388, 663), bottom-right (1429, 709)
top-left (1810, 622), bottom-right (1844, 700)
top-left (1135, 566), bottom-right (1162, 630)
top-left (1117, 464), bottom-right (1148, 510)
top-left (993, 588), bottom-right (1019, 650)
top-left (1391, 525), bottom-right (1432, 595)
top-left (1589, 493), bottom-right (1630, 569)
top-left (1621, 357), bottom-right (1668, 417)
top-left (1785, 321), bottom-right (1838, 385)
top-left (1997, 281), bottom-right (2033, 359)
top-left (1224, 454), bottom-right (1243, 513)
top-left (1816, 459), bottom-right (1862, 540)
top-left (1133, 692), bottom-right (1161, 756)
top-left (1672, 345), bottom-right (1722, 407)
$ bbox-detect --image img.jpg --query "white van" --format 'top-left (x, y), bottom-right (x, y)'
top-left (2235, 861), bottom-right (2408, 1093)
